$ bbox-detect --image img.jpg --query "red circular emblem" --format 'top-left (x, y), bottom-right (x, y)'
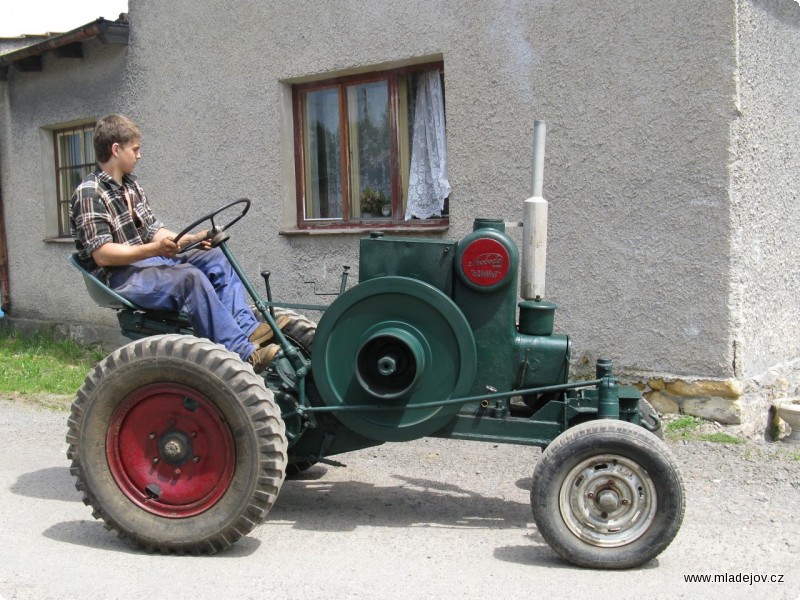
top-left (461, 238), bottom-right (510, 287)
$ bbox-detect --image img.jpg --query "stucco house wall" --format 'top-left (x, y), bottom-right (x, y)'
top-left (1, 0), bottom-right (798, 434)
top-left (724, 0), bottom-right (800, 429)
top-left (732, 0), bottom-right (800, 378)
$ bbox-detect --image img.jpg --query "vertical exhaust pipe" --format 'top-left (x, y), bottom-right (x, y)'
top-left (521, 120), bottom-right (548, 300)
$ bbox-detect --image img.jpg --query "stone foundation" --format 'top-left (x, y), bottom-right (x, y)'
top-left (635, 358), bottom-right (800, 440)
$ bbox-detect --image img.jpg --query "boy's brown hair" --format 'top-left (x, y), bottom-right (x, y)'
top-left (93, 114), bottom-right (141, 163)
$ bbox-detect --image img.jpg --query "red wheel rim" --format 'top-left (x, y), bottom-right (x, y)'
top-left (106, 383), bottom-right (235, 518)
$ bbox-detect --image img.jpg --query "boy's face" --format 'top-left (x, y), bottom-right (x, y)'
top-left (113, 138), bottom-right (141, 174)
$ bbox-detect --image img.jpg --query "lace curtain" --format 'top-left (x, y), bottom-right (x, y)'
top-left (406, 71), bottom-right (450, 220)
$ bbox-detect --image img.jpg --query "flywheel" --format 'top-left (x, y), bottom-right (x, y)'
top-left (312, 276), bottom-right (477, 441)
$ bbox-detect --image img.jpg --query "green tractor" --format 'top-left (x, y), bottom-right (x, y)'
top-left (66, 127), bottom-right (684, 569)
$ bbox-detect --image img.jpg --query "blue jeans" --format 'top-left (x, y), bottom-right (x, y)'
top-left (108, 248), bottom-right (258, 361)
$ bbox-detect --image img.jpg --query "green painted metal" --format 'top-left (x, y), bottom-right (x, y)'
top-left (514, 333), bottom-right (570, 389)
top-left (269, 218), bottom-right (597, 456)
top-left (359, 232), bottom-right (456, 296)
top-left (596, 358), bottom-right (620, 419)
top-left (302, 378), bottom-right (604, 414)
top-left (454, 221), bottom-right (570, 394)
top-left (518, 298), bottom-right (557, 335)
top-left (433, 413), bottom-right (561, 447)
top-left (454, 220), bottom-right (546, 398)
top-left (266, 302), bottom-right (329, 312)
top-left (312, 276), bottom-right (477, 442)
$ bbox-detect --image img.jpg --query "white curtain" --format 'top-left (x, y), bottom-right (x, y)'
top-left (405, 71), bottom-right (450, 220)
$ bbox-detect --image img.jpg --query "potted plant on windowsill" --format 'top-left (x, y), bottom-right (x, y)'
top-left (380, 197), bottom-right (391, 217)
top-left (360, 187), bottom-right (388, 218)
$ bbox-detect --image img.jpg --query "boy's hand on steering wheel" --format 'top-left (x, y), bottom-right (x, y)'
top-left (157, 236), bottom-right (180, 257)
top-left (174, 230), bottom-right (212, 252)
top-left (190, 229), bottom-right (212, 251)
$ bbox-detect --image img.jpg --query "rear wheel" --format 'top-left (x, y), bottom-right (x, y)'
top-left (531, 420), bottom-right (684, 569)
top-left (66, 334), bottom-right (287, 553)
top-left (272, 307), bottom-right (316, 353)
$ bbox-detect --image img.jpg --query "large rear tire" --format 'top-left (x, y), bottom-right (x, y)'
top-left (272, 307), bottom-right (316, 353)
top-left (531, 420), bottom-right (684, 569)
top-left (66, 334), bottom-right (287, 553)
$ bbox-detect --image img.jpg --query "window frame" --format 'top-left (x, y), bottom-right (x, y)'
top-left (292, 61), bottom-right (448, 231)
top-left (53, 123), bottom-right (96, 238)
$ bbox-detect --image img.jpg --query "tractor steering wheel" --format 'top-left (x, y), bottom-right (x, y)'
top-left (172, 198), bottom-right (251, 254)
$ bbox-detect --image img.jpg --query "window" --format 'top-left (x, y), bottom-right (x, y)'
top-left (292, 62), bottom-right (449, 229)
top-left (54, 123), bottom-right (95, 237)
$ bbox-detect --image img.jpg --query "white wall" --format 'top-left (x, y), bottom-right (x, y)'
top-left (731, 0), bottom-right (800, 378)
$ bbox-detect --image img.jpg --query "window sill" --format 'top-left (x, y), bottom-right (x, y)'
top-left (44, 237), bottom-right (75, 244)
top-left (281, 220), bottom-right (449, 236)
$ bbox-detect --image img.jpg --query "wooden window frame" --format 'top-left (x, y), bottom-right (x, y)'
top-left (292, 61), bottom-right (448, 231)
top-left (53, 123), bottom-right (95, 237)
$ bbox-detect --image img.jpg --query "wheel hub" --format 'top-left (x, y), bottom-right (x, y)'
top-left (356, 328), bottom-right (424, 399)
top-left (106, 384), bottom-right (235, 518)
top-left (595, 488), bottom-right (621, 513)
top-left (158, 431), bottom-right (193, 466)
top-left (559, 454), bottom-right (657, 548)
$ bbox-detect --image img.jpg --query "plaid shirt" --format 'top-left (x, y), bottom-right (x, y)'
top-left (70, 169), bottom-right (164, 280)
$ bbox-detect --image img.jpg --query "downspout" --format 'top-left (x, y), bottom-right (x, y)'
top-left (0, 78), bottom-right (8, 315)
top-left (0, 162), bottom-right (8, 315)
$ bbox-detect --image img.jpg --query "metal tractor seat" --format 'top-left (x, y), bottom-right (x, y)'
top-left (68, 253), bottom-right (192, 339)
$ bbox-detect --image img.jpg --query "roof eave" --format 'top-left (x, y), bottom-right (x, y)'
top-left (0, 16), bottom-right (129, 78)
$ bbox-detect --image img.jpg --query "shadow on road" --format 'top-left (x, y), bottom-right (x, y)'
top-left (11, 467), bottom-right (81, 502)
top-left (271, 469), bottom-right (532, 533)
top-left (493, 543), bottom-right (662, 570)
top-left (42, 520), bottom-right (262, 557)
top-left (13, 469), bottom-right (263, 556)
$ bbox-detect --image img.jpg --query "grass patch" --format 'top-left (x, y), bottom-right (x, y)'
top-left (665, 414), bottom-right (745, 444)
top-left (665, 415), bottom-right (702, 440)
top-left (697, 432), bottom-right (744, 444)
top-left (0, 331), bottom-right (103, 396)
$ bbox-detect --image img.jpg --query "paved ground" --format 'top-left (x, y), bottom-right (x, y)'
top-left (0, 397), bottom-right (798, 600)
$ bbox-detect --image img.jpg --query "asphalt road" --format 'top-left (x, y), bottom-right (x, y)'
top-left (1, 397), bottom-right (798, 600)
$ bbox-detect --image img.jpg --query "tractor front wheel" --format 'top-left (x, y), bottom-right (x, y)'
top-left (66, 334), bottom-right (287, 553)
top-left (530, 420), bottom-right (684, 569)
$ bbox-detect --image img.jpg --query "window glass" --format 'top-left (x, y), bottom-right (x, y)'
top-left (54, 124), bottom-right (95, 237)
top-left (304, 88), bottom-right (342, 220)
top-left (294, 63), bottom-right (447, 229)
top-left (348, 80), bottom-right (390, 219)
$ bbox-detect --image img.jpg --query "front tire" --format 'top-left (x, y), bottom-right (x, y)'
top-left (530, 420), bottom-right (684, 569)
top-left (66, 334), bottom-right (287, 553)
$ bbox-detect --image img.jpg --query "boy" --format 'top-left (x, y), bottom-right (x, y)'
top-left (70, 114), bottom-right (279, 372)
